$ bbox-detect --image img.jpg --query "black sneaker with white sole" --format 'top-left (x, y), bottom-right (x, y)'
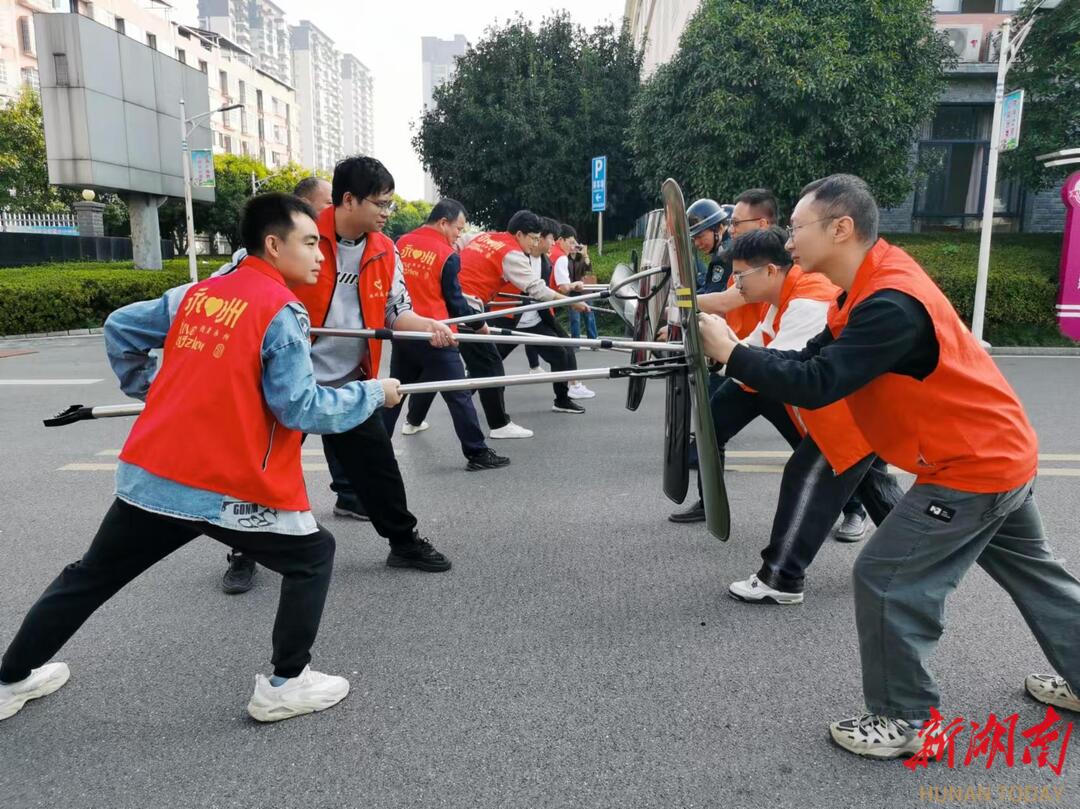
top-left (466, 448), bottom-right (511, 471)
top-left (387, 533), bottom-right (452, 572)
top-left (333, 497), bottom-right (370, 521)
top-left (552, 398), bottom-right (586, 414)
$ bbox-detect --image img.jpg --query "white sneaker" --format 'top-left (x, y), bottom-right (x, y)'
top-left (0, 662), bottom-right (71, 721)
top-left (567, 383), bottom-right (596, 400)
top-left (728, 574), bottom-right (804, 605)
top-left (401, 420), bottom-right (429, 436)
top-left (247, 665), bottom-right (350, 723)
top-left (528, 368), bottom-right (545, 375)
top-left (489, 421), bottom-right (534, 439)
top-left (830, 713), bottom-right (923, 759)
top-left (1025, 674), bottom-right (1080, 712)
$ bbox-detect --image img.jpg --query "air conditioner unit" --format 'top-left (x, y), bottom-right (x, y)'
top-left (941, 25), bottom-right (983, 62)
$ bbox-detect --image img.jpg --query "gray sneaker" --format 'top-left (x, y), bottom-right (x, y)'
top-left (834, 512), bottom-right (867, 542)
top-left (1025, 674), bottom-right (1080, 712)
top-left (829, 713), bottom-right (923, 759)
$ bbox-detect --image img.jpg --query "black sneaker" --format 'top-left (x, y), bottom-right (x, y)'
top-left (466, 448), bottom-right (511, 471)
top-left (668, 499), bottom-right (706, 523)
top-left (333, 497), bottom-right (370, 521)
top-left (222, 552), bottom-right (256, 594)
top-left (552, 398), bottom-right (586, 414)
top-left (387, 534), bottom-right (452, 572)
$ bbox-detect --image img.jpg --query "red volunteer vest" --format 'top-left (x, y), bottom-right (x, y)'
top-left (120, 257), bottom-right (309, 510)
top-left (293, 204), bottom-right (396, 378)
top-left (458, 231), bottom-right (528, 305)
top-left (763, 267), bottom-right (873, 474)
top-left (548, 244), bottom-right (566, 292)
top-left (397, 225), bottom-right (456, 331)
top-left (827, 239), bottom-right (1038, 492)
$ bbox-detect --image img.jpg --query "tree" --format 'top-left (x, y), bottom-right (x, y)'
top-left (201, 155), bottom-right (321, 251)
top-left (413, 12), bottom-right (647, 239)
top-left (384, 196), bottom-right (433, 241)
top-left (0, 86), bottom-right (78, 212)
top-left (629, 0), bottom-right (955, 214)
top-left (1001, 0), bottom-right (1080, 193)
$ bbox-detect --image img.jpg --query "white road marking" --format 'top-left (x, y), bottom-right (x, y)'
top-left (0, 378), bottom-right (103, 385)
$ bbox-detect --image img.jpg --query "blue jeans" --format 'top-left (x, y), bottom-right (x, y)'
top-left (568, 309), bottom-right (598, 340)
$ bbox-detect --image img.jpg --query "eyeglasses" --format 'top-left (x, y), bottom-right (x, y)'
top-left (785, 217), bottom-right (836, 239)
top-left (363, 197), bottom-right (397, 214)
top-left (733, 264), bottom-right (769, 289)
top-left (730, 218), bottom-right (760, 229)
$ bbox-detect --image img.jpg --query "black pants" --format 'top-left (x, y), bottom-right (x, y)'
top-left (695, 379), bottom-right (804, 501)
top-left (495, 317), bottom-right (576, 401)
top-left (383, 341), bottom-right (488, 458)
top-left (758, 437), bottom-right (902, 593)
top-left (0, 499), bottom-right (335, 681)
top-left (322, 414), bottom-right (418, 547)
top-left (456, 339), bottom-right (511, 431)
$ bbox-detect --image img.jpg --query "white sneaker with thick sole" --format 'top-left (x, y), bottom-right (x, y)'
top-left (0, 662), bottom-right (71, 721)
top-left (1025, 674), bottom-right (1080, 712)
top-left (528, 368), bottom-right (545, 375)
top-left (728, 574), bottom-right (804, 605)
top-left (567, 383), bottom-right (596, 400)
top-left (489, 422), bottom-right (534, 439)
top-left (247, 665), bottom-right (350, 723)
top-left (830, 713), bottom-right (923, 759)
top-left (401, 420), bottom-right (429, 436)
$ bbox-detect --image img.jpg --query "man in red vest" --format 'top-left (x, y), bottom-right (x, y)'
top-left (699, 174), bottom-right (1080, 758)
top-left (388, 199), bottom-right (509, 471)
top-left (458, 210), bottom-right (591, 434)
top-left (291, 156), bottom-right (455, 574)
top-left (0, 193), bottom-right (402, 723)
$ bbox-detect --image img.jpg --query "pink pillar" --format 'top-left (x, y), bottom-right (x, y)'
top-left (1058, 171), bottom-right (1080, 340)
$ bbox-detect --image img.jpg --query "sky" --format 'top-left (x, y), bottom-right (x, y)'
top-left (175, 1), bottom-right (628, 199)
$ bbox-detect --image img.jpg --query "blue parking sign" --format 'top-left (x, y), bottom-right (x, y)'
top-left (591, 155), bottom-right (607, 212)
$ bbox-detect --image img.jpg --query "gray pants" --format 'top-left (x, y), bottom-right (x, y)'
top-left (853, 479), bottom-right (1080, 721)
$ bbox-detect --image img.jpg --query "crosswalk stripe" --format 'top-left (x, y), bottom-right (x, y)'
top-left (0, 378), bottom-right (103, 385)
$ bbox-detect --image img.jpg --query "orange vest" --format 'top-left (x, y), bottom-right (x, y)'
top-left (725, 273), bottom-right (769, 339)
top-left (548, 244), bottom-right (566, 292)
top-left (120, 257), bottom-right (309, 510)
top-left (827, 239), bottom-right (1038, 492)
top-left (762, 267), bottom-right (873, 474)
top-left (293, 205), bottom-right (396, 379)
top-left (459, 232), bottom-right (528, 305)
top-left (397, 225), bottom-right (456, 331)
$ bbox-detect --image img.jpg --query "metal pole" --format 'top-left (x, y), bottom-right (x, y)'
top-left (179, 98), bottom-right (198, 284)
top-left (598, 211), bottom-right (603, 257)
top-left (399, 368), bottom-right (617, 396)
top-left (251, 171), bottom-right (257, 195)
top-left (309, 326), bottom-right (684, 354)
top-left (972, 17), bottom-right (1011, 345)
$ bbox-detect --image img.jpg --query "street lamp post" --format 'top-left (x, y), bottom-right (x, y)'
top-left (971, 1), bottom-right (1055, 344)
top-left (179, 99), bottom-right (243, 284)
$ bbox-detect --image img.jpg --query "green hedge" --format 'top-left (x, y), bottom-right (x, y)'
top-left (0, 258), bottom-right (225, 336)
top-left (589, 232), bottom-right (1072, 347)
top-left (0, 235), bottom-right (1072, 347)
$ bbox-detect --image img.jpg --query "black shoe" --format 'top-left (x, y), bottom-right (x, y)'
top-left (221, 552), bottom-right (256, 594)
top-left (333, 497), bottom-right (369, 521)
top-left (552, 398), bottom-right (586, 414)
top-left (668, 499), bottom-right (706, 523)
top-left (387, 533), bottom-right (452, 572)
top-left (466, 448), bottom-right (511, 471)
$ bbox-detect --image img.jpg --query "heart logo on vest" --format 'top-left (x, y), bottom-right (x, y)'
top-left (203, 297), bottom-right (225, 317)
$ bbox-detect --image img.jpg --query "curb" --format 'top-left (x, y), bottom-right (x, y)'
top-left (0, 328), bottom-right (104, 341)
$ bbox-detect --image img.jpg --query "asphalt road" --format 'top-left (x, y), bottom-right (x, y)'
top-left (1, 335), bottom-right (1077, 809)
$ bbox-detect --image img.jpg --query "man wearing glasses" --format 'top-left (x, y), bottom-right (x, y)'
top-left (698, 173), bottom-right (1079, 760)
top-left (290, 156), bottom-right (456, 573)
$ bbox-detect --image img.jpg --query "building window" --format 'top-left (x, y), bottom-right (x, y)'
top-left (17, 17), bottom-right (34, 55)
top-left (0, 60), bottom-right (7, 87)
top-left (914, 105), bottom-right (1023, 232)
top-left (198, 60), bottom-right (208, 74)
top-left (219, 70), bottom-right (228, 96)
top-left (146, 33), bottom-right (157, 51)
top-left (115, 17), bottom-right (125, 35)
top-left (21, 67), bottom-right (39, 93)
top-left (238, 80), bottom-right (246, 104)
top-left (240, 108), bottom-right (248, 134)
top-left (933, 0), bottom-right (1014, 11)
top-left (256, 89), bottom-right (263, 112)
top-left (224, 135), bottom-right (233, 153)
top-left (176, 48), bottom-right (186, 64)
top-left (54, 54), bottom-right (70, 86)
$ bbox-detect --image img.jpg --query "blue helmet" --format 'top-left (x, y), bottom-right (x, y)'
top-left (687, 198), bottom-right (731, 237)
